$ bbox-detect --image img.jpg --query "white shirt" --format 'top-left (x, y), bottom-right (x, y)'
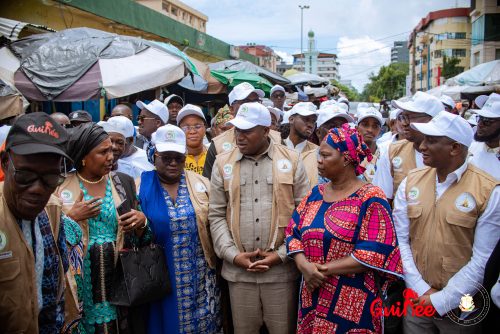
top-left (393, 162), bottom-right (500, 316)
top-left (117, 148), bottom-right (154, 179)
top-left (376, 131), bottom-right (395, 147)
top-left (0, 125), bottom-right (11, 144)
top-left (285, 137), bottom-right (307, 153)
top-left (372, 144), bottom-right (423, 199)
top-left (468, 141), bottom-right (499, 180)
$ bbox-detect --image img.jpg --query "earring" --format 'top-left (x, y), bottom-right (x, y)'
top-left (82, 160), bottom-right (86, 167)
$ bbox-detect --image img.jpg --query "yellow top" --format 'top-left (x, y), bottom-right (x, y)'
top-left (185, 149), bottom-right (207, 175)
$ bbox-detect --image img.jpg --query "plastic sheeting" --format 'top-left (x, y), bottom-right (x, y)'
top-left (446, 60), bottom-right (500, 87)
top-left (208, 59), bottom-right (290, 86)
top-left (285, 72), bottom-right (329, 86)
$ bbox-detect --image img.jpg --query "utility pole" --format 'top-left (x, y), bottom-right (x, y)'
top-left (299, 5), bottom-right (310, 59)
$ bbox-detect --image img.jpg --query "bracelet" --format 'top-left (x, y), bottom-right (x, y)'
top-left (139, 219), bottom-right (148, 230)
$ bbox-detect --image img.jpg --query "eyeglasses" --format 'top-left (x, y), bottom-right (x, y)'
top-left (9, 154), bottom-right (66, 188)
top-left (137, 115), bottom-right (157, 122)
top-left (271, 93), bottom-right (285, 99)
top-left (154, 153), bottom-right (185, 164)
top-left (477, 115), bottom-right (498, 126)
top-left (181, 124), bottom-right (205, 132)
top-left (397, 113), bottom-right (429, 125)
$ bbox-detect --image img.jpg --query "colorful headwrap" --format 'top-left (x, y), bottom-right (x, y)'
top-left (215, 105), bottom-right (233, 126)
top-left (324, 124), bottom-right (373, 176)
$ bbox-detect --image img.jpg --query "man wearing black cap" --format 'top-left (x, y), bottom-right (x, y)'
top-left (0, 112), bottom-right (71, 334)
top-left (68, 110), bottom-right (93, 127)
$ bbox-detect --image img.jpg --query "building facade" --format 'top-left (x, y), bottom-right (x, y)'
top-left (408, 8), bottom-right (471, 93)
top-left (136, 0), bottom-right (208, 32)
top-left (470, 0), bottom-right (500, 67)
top-left (276, 61), bottom-right (293, 75)
top-left (391, 41), bottom-right (410, 64)
top-left (238, 44), bottom-right (281, 72)
top-left (292, 31), bottom-right (340, 81)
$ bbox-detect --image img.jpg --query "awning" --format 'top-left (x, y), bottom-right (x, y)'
top-left (0, 17), bottom-right (55, 41)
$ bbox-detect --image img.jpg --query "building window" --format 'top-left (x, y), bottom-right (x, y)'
top-left (485, 14), bottom-right (500, 41)
top-left (434, 50), bottom-right (442, 58)
top-left (452, 49), bottom-right (466, 57)
top-left (496, 49), bottom-right (500, 60)
top-left (171, 6), bottom-right (178, 16)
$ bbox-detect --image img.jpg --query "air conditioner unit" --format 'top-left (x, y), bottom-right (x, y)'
top-left (230, 46), bottom-right (240, 59)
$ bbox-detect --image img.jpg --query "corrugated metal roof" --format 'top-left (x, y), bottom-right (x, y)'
top-left (0, 17), bottom-right (55, 41)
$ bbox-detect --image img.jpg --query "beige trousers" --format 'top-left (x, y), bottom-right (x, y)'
top-left (228, 281), bottom-right (299, 334)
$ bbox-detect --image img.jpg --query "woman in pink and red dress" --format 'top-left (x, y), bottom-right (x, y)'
top-left (286, 125), bottom-right (403, 333)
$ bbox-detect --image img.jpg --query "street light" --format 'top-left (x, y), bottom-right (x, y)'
top-left (299, 5), bottom-right (310, 59)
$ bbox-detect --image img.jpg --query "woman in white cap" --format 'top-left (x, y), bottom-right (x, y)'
top-left (177, 104), bottom-right (208, 175)
top-left (139, 124), bottom-right (221, 334)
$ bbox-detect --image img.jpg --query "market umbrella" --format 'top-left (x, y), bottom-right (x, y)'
top-left (210, 70), bottom-right (273, 94)
top-left (209, 59), bottom-right (290, 86)
top-left (285, 72), bottom-right (330, 86)
top-left (0, 79), bottom-right (27, 120)
top-left (6, 27), bottom-right (188, 101)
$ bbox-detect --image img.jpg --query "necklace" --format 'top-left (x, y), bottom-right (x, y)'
top-left (77, 172), bottom-right (105, 184)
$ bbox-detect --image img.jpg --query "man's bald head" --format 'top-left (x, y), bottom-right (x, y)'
top-left (111, 104), bottom-right (133, 119)
top-left (50, 112), bottom-right (70, 127)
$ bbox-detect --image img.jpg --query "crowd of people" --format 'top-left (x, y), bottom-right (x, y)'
top-left (0, 81), bottom-right (498, 334)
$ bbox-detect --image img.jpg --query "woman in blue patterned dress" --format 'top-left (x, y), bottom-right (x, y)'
top-left (57, 123), bottom-right (151, 334)
top-left (138, 124), bottom-right (221, 334)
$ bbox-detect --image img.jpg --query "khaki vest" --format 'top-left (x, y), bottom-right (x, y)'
top-left (184, 170), bottom-right (217, 269)
top-left (0, 183), bottom-right (64, 334)
top-left (360, 148), bottom-right (380, 183)
top-left (55, 173), bottom-right (127, 331)
top-left (301, 148), bottom-right (318, 187)
top-left (389, 140), bottom-right (417, 196)
top-left (216, 143), bottom-right (300, 252)
top-left (406, 165), bottom-right (498, 289)
top-left (213, 127), bottom-right (283, 154)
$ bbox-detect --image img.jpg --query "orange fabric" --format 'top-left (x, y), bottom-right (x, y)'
top-left (0, 142), bottom-right (5, 181)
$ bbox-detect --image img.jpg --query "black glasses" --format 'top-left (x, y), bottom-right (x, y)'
top-left (137, 115), bottom-right (157, 122)
top-left (477, 115), bottom-right (498, 126)
top-left (397, 113), bottom-right (429, 125)
top-left (9, 154), bottom-right (66, 188)
top-left (181, 124), bottom-right (205, 132)
top-left (154, 153), bottom-right (185, 164)
top-left (272, 93), bottom-right (285, 99)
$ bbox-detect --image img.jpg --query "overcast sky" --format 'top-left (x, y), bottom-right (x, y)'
top-left (182, 0), bottom-right (471, 91)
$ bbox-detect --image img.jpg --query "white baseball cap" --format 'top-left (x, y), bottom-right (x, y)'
top-left (474, 95), bottom-right (488, 109)
top-left (471, 93), bottom-right (500, 119)
top-left (357, 107), bottom-right (384, 126)
top-left (164, 94), bottom-right (184, 107)
top-left (151, 124), bottom-right (186, 154)
top-left (392, 91), bottom-right (443, 117)
top-left (228, 82), bottom-right (264, 105)
top-left (227, 102), bottom-right (271, 130)
top-left (270, 85), bottom-right (285, 96)
top-left (316, 105), bottom-right (354, 127)
top-left (410, 111), bottom-right (473, 147)
top-left (290, 102), bottom-right (317, 117)
top-left (176, 104), bottom-right (206, 125)
top-left (136, 99), bottom-right (169, 123)
top-left (440, 95), bottom-right (455, 109)
top-left (282, 110), bottom-right (291, 124)
top-left (319, 100), bottom-right (338, 109)
top-left (357, 102), bottom-right (370, 114)
top-left (267, 107), bottom-right (283, 122)
top-left (389, 108), bottom-right (402, 121)
top-left (107, 116), bottom-right (135, 138)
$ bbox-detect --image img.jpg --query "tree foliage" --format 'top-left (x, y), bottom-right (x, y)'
top-left (330, 79), bottom-right (360, 101)
top-left (442, 56), bottom-right (462, 79)
top-left (360, 63), bottom-right (409, 102)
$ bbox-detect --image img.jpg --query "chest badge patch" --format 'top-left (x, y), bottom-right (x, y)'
top-left (455, 192), bottom-right (476, 213)
top-left (222, 142), bottom-right (232, 151)
top-left (223, 164), bottom-right (233, 179)
top-left (195, 182), bottom-right (207, 193)
top-left (365, 163), bottom-right (376, 176)
top-left (0, 229), bottom-right (7, 251)
top-left (277, 159), bottom-right (292, 173)
top-left (408, 187), bottom-right (420, 201)
top-left (60, 189), bottom-right (73, 203)
top-left (392, 156), bottom-right (403, 169)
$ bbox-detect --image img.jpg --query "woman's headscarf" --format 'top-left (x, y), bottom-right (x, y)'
top-left (324, 124), bottom-right (372, 176)
top-left (66, 123), bottom-right (109, 170)
top-left (214, 105), bottom-right (233, 126)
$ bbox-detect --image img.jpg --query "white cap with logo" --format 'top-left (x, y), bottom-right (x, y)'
top-left (319, 100), bottom-right (338, 109)
top-left (357, 107), bottom-right (385, 126)
top-left (136, 99), bottom-right (169, 123)
top-left (281, 110), bottom-right (291, 124)
top-left (471, 93), bottom-right (500, 119)
top-left (290, 102), bottom-right (318, 117)
top-left (227, 102), bottom-right (271, 130)
top-left (176, 104), bottom-right (206, 125)
top-left (317, 105), bottom-right (354, 127)
top-left (440, 95), bottom-right (455, 109)
top-left (410, 111), bottom-right (474, 147)
top-left (151, 124), bottom-right (186, 153)
top-left (270, 84), bottom-right (285, 96)
top-left (228, 82), bottom-right (265, 105)
top-left (267, 107), bottom-right (283, 122)
top-left (389, 108), bottom-right (402, 121)
top-left (107, 116), bottom-right (135, 138)
top-left (393, 91), bottom-right (444, 117)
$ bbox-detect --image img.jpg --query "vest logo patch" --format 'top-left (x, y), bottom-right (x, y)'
top-left (223, 164), bottom-right (233, 178)
top-left (0, 230), bottom-right (7, 251)
top-left (365, 163), bottom-right (376, 176)
top-left (455, 192), bottom-right (476, 213)
top-left (60, 189), bottom-right (73, 203)
top-left (392, 156), bottom-right (403, 169)
top-left (195, 182), bottom-right (207, 193)
top-left (408, 187), bottom-right (420, 201)
top-left (222, 142), bottom-right (232, 151)
top-left (277, 159), bottom-right (292, 173)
